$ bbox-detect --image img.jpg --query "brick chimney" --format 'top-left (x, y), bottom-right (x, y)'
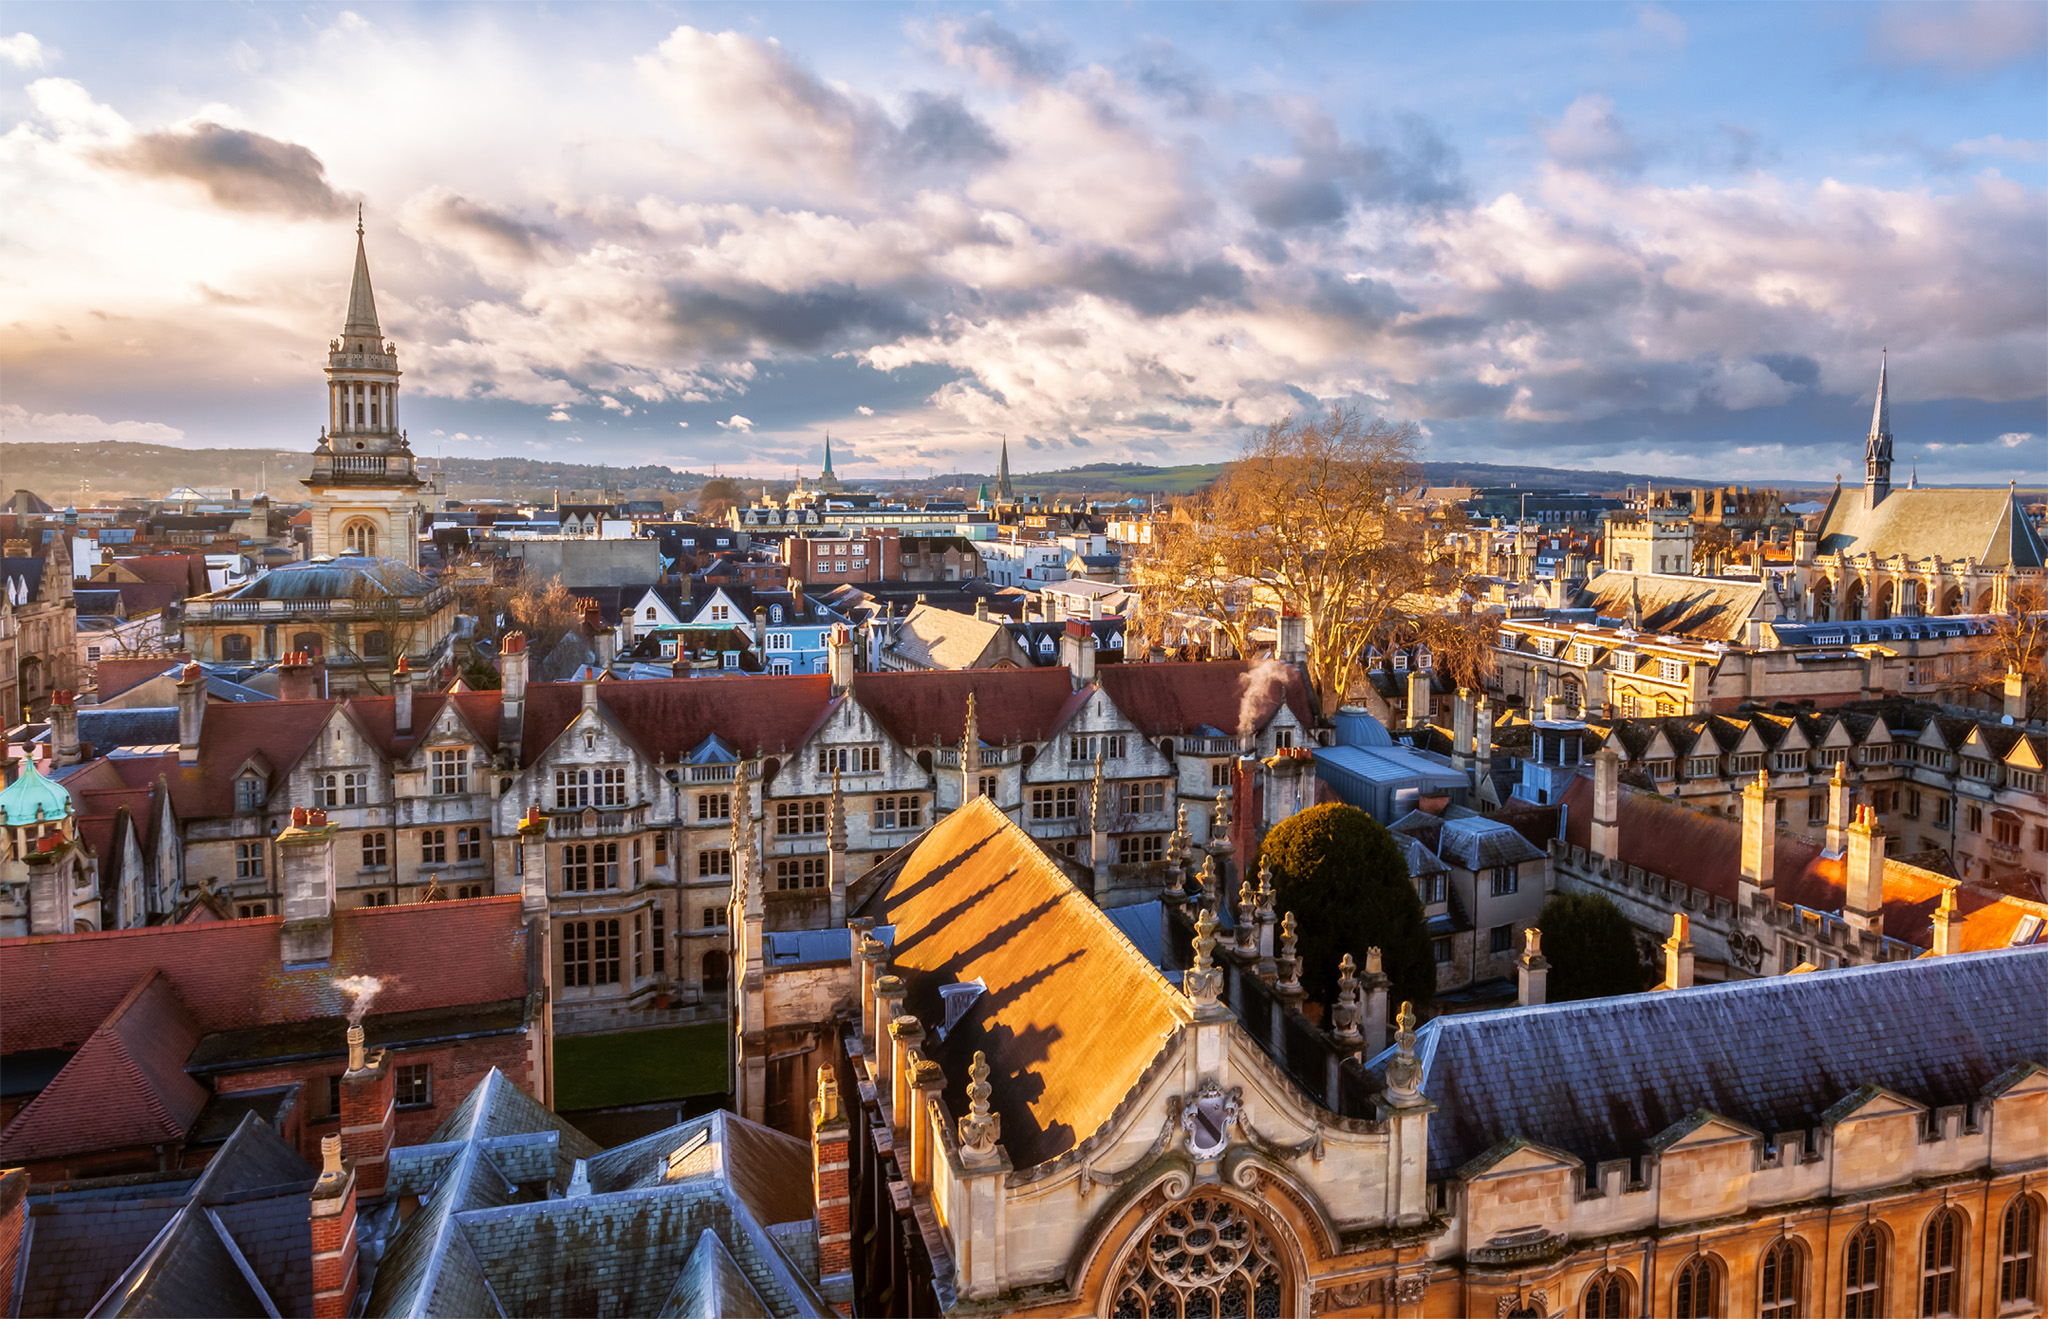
top-left (1516, 927), bottom-right (1549, 1007)
top-left (177, 662), bottom-right (205, 765)
top-left (1740, 769), bottom-right (1775, 897)
top-left (308, 1134), bottom-right (360, 1319)
top-left (1660, 913), bottom-right (1694, 990)
top-left (1059, 619), bottom-right (1096, 690)
top-left (278, 651), bottom-right (320, 702)
top-left (498, 632), bottom-right (528, 747)
top-left (827, 623), bottom-right (856, 695)
top-left (278, 807), bottom-right (340, 963)
top-left (1231, 755), bottom-right (1263, 887)
top-left (1823, 759), bottom-right (1853, 856)
top-left (810, 1067), bottom-right (854, 1316)
top-left (1843, 805), bottom-right (1886, 934)
top-left (391, 658), bottom-right (413, 737)
top-left (0, 1169), bottom-right (27, 1307)
top-left (49, 690), bottom-right (79, 767)
top-left (339, 1022), bottom-right (396, 1201)
top-left (1930, 885), bottom-right (1964, 956)
top-left (1589, 747), bottom-right (1621, 862)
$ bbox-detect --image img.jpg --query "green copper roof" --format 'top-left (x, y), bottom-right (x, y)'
top-left (0, 758), bottom-right (71, 826)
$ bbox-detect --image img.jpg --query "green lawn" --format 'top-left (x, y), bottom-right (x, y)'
top-left (554, 1023), bottom-right (728, 1112)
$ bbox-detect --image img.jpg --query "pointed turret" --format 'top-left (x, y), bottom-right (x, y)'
top-left (344, 209), bottom-right (381, 341)
top-left (1865, 350), bottom-right (1893, 508)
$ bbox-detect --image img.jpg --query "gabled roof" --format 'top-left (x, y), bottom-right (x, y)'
top-left (1098, 660), bottom-right (1313, 738)
top-left (1384, 945), bottom-right (2048, 1172)
top-left (1572, 572), bottom-right (1764, 642)
top-left (850, 668), bottom-right (1081, 749)
top-left (887, 603), bottom-right (1023, 670)
top-left (852, 797), bottom-right (1188, 1169)
top-left (0, 970), bottom-right (207, 1163)
top-left (520, 676), bottom-right (833, 767)
top-left (1816, 485), bottom-right (2046, 568)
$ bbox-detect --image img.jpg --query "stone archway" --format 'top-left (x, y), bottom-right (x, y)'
top-left (1939, 585), bottom-right (1963, 616)
top-left (1812, 579), bottom-right (1834, 623)
top-left (1842, 577), bottom-right (1866, 621)
top-left (1872, 580), bottom-right (1893, 621)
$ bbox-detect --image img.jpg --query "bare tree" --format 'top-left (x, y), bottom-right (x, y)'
top-left (1965, 584), bottom-right (2047, 719)
top-left (1137, 406), bottom-right (1481, 713)
top-left (497, 574), bottom-right (584, 657)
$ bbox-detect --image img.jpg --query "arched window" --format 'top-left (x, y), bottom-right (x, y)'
top-left (343, 519), bottom-right (377, 557)
top-left (1109, 1197), bottom-right (1285, 1319)
top-left (701, 948), bottom-right (728, 995)
top-left (2003, 1195), bottom-right (2040, 1307)
top-left (1582, 1270), bottom-right (1628, 1319)
top-left (1673, 1255), bottom-right (1716, 1319)
top-left (1922, 1208), bottom-right (1963, 1317)
top-left (222, 633), bottom-right (252, 662)
top-left (1759, 1237), bottom-right (1801, 1318)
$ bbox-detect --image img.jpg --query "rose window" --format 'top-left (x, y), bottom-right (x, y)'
top-left (1111, 1198), bottom-right (1285, 1319)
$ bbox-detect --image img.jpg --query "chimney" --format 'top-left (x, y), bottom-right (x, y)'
top-left (595, 622), bottom-right (616, 670)
top-left (974, 595), bottom-right (987, 621)
top-left (49, 690), bottom-right (79, 767)
top-left (1843, 805), bottom-right (1885, 934)
top-left (619, 605), bottom-right (635, 650)
top-left (1231, 755), bottom-right (1263, 893)
top-left (1660, 913), bottom-right (1695, 990)
top-left (1740, 769), bottom-right (1775, 896)
top-left (517, 805), bottom-right (550, 914)
top-left (24, 842), bottom-right (68, 936)
top-left (753, 606), bottom-right (768, 646)
top-left (1406, 668), bottom-right (1430, 727)
top-left (1450, 687), bottom-right (1473, 775)
top-left (827, 774), bottom-right (848, 928)
top-left (1060, 619), bottom-right (1096, 690)
top-left (888, 1015), bottom-right (925, 1134)
top-left (2007, 667), bottom-right (2031, 722)
top-left (1516, 928), bottom-right (1549, 1007)
top-left (1277, 613), bottom-right (1307, 665)
top-left (278, 806), bottom-right (340, 963)
top-left (1360, 947), bottom-right (1390, 1056)
top-left (827, 624), bottom-right (856, 694)
top-left (1590, 748), bottom-right (1621, 862)
top-left (392, 658), bottom-right (413, 738)
top-left (1543, 692), bottom-right (1566, 722)
top-left (0, 1171), bottom-right (27, 1317)
top-left (1474, 693), bottom-right (1493, 782)
top-left (339, 1021), bottom-right (396, 1201)
top-left (1930, 886), bottom-right (1964, 956)
top-left (810, 1068), bottom-right (855, 1316)
top-left (308, 1134), bottom-right (360, 1319)
top-left (177, 662), bottom-right (205, 765)
top-left (498, 632), bottom-right (528, 747)
top-left (278, 651), bottom-right (319, 702)
top-left (1823, 760), bottom-right (1853, 856)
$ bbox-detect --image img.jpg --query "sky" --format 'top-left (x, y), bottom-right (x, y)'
top-left (1, 2), bottom-right (2044, 486)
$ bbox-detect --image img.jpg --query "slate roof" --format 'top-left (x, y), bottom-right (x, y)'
top-left (852, 797), bottom-right (1188, 1170)
top-left (1815, 485), bottom-right (2047, 568)
top-left (1572, 571), bottom-right (1765, 642)
top-left (1383, 945), bottom-right (2048, 1173)
top-left (366, 1069), bottom-right (829, 1319)
top-left (887, 603), bottom-right (1025, 670)
top-left (13, 1112), bottom-right (317, 1319)
top-left (1432, 815), bottom-right (1547, 871)
top-left (221, 556), bottom-right (435, 600)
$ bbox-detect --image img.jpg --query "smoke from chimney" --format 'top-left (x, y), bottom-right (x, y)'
top-left (333, 974), bottom-right (384, 1025)
top-left (1236, 659), bottom-right (1291, 742)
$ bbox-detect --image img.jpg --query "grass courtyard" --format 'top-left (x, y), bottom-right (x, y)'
top-left (553, 1022), bottom-right (729, 1112)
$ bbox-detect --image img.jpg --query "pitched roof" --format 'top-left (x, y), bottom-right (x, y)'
top-left (1394, 945), bottom-right (2048, 1172)
top-left (1572, 572), bottom-right (1765, 642)
top-left (852, 797), bottom-right (1188, 1169)
top-left (1097, 660), bottom-right (1313, 738)
top-left (887, 603), bottom-right (1023, 670)
top-left (1, 897), bottom-right (532, 1055)
top-left (850, 667), bottom-right (1082, 749)
top-left (1816, 485), bottom-right (2046, 568)
top-left (520, 675), bottom-right (834, 766)
top-left (0, 970), bottom-right (207, 1163)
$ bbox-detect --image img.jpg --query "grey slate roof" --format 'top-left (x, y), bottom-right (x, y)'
top-left (1374, 945), bottom-right (2048, 1175)
top-left (1433, 816), bottom-right (1546, 871)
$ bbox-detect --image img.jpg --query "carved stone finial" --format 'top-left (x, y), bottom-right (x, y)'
top-left (828, 770), bottom-right (847, 849)
top-left (1212, 784), bottom-right (1232, 833)
top-left (1365, 946), bottom-right (1383, 977)
top-left (1236, 880), bottom-right (1258, 953)
top-left (1198, 853), bottom-right (1220, 911)
top-left (1276, 911), bottom-right (1302, 995)
top-left (1386, 1001), bottom-right (1425, 1104)
top-left (1184, 908), bottom-right (1224, 1007)
top-left (1523, 927), bottom-right (1543, 959)
top-left (958, 1050), bottom-right (1002, 1159)
top-left (812, 1065), bottom-right (843, 1127)
top-left (1333, 953), bottom-right (1363, 1043)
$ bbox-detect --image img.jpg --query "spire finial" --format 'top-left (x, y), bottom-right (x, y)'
top-left (356, 202), bottom-right (363, 237)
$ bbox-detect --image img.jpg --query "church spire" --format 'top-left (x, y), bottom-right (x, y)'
top-left (995, 434), bottom-right (1015, 502)
top-left (1865, 350), bottom-right (1893, 508)
top-left (821, 431), bottom-right (833, 478)
top-left (344, 213), bottom-right (382, 342)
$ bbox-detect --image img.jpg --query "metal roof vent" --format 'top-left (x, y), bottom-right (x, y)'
top-left (936, 978), bottom-right (986, 1042)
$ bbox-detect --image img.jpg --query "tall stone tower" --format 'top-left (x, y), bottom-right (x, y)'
top-left (1864, 351), bottom-right (1893, 510)
top-left (305, 215), bottom-right (422, 568)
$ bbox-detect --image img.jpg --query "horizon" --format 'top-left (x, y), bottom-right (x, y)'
top-left (1, 3), bottom-right (2043, 486)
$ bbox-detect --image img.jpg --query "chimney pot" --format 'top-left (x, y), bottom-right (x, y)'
top-left (346, 1023), bottom-right (366, 1072)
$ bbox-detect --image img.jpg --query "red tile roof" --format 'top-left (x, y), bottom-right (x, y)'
top-left (1558, 774), bottom-right (2047, 950)
top-left (520, 675), bottom-right (835, 766)
top-left (0, 897), bottom-right (532, 1055)
top-left (0, 970), bottom-right (207, 1163)
top-left (1097, 660), bottom-right (1313, 739)
top-left (851, 668), bottom-right (1082, 748)
top-left (116, 554), bottom-right (207, 593)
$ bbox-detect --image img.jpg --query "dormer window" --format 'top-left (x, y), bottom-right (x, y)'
top-left (771, 605), bottom-right (783, 623)
top-left (235, 775), bottom-right (264, 813)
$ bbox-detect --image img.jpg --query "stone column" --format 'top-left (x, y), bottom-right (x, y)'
top-left (908, 1059), bottom-right (945, 1192)
top-left (1589, 748), bottom-right (1621, 862)
top-left (889, 1015), bottom-right (925, 1134)
top-left (1360, 948), bottom-right (1391, 1056)
top-left (1516, 928), bottom-right (1549, 1007)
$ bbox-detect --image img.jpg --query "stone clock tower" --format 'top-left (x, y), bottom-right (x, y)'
top-left (304, 215), bottom-right (423, 569)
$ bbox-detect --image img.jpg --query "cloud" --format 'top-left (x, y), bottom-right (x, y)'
top-left (717, 415), bottom-right (755, 431)
top-left (1868, 0), bottom-right (2048, 74)
top-left (1543, 94), bottom-right (1648, 177)
top-left (928, 15), bottom-right (1069, 88)
top-left (547, 409), bottom-right (571, 421)
top-left (98, 122), bottom-right (346, 217)
top-left (413, 190), bottom-right (555, 264)
top-left (1999, 431), bottom-right (2035, 447)
top-left (0, 31), bottom-right (51, 69)
top-left (857, 405), bottom-right (873, 415)
top-left (0, 403), bottom-right (185, 444)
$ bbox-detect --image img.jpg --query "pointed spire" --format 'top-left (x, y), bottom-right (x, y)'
top-left (996, 435), bottom-right (1015, 501)
top-left (343, 218), bottom-right (381, 340)
top-left (821, 431), bottom-right (834, 478)
top-left (1869, 349), bottom-right (1891, 445)
top-left (1865, 349), bottom-right (1894, 503)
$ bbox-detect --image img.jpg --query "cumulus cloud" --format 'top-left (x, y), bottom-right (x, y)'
top-left (1542, 94), bottom-right (1648, 177)
top-left (717, 414), bottom-right (754, 431)
top-left (0, 32), bottom-right (51, 69)
top-left (0, 403), bottom-right (185, 444)
top-left (98, 121), bottom-right (346, 216)
top-left (1868, 0), bottom-right (2048, 74)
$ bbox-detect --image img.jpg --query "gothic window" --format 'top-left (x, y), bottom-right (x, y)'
top-left (1843, 1224), bottom-right (1885, 1317)
top-left (343, 519), bottom-right (378, 557)
top-left (1110, 1197), bottom-right (1285, 1319)
top-left (1582, 1271), bottom-right (1627, 1318)
top-left (2003, 1195), bottom-right (2040, 1307)
top-left (1759, 1238), bottom-right (1801, 1318)
top-left (1922, 1209), bottom-right (1963, 1316)
top-left (1673, 1255), bottom-right (1716, 1319)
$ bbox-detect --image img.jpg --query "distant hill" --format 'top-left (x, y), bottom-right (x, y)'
top-left (1, 441), bottom-right (1851, 503)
